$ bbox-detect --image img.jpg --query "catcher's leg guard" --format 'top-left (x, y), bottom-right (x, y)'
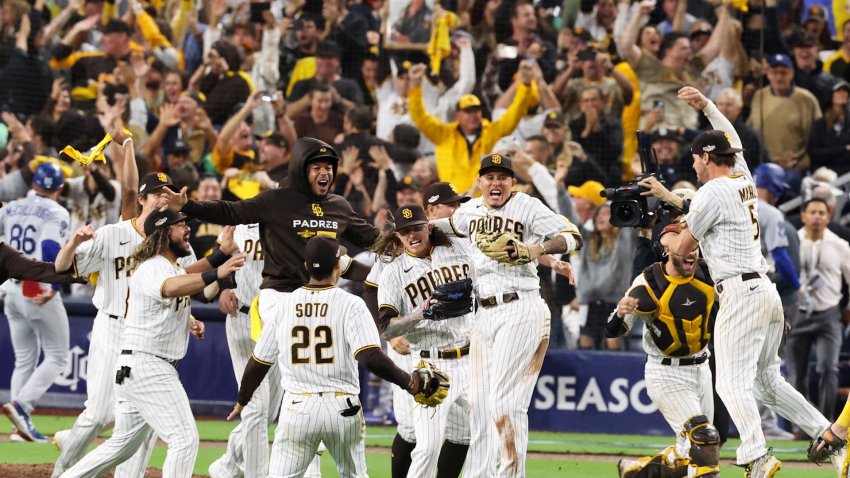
top-left (618, 446), bottom-right (689, 478)
top-left (683, 415), bottom-right (720, 477)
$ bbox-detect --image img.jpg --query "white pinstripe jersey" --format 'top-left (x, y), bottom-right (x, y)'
top-left (66, 177), bottom-right (121, 233)
top-left (252, 285), bottom-right (381, 394)
top-left (446, 192), bottom-right (580, 297)
top-left (365, 256), bottom-right (389, 288)
top-left (218, 224), bottom-right (264, 306)
top-left (122, 255), bottom-right (194, 360)
top-left (0, 191), bottom-right (69, 262)
top-left (73, 219), bottom-right (196, 317)
top-left (684, 173), bottom-right (768, 282)
top-left (377, 237), bottom-right (472, 350)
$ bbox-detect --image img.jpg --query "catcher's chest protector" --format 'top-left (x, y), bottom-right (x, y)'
top-left (635, 263), bottom-right (716, 357)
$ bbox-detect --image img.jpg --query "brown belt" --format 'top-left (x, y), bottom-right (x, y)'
top-left (477, 292), bottom-right (519, 308)
top-left (716, 272), bottom-right (763, 294)
top-left (420, 344), bottom-right (470, 359)
top-left (121, 349), bottom-right (180, 368)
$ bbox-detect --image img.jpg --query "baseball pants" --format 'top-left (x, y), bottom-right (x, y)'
top-left (408, 354), bottom-right (471, 478)
top-left (466, 291), bottom-right (550, 478)
top-left (713, 276), bottom-right (830, 465)
top-left (645, 359), bottom-right (714, 457)
top-left (61, 352), bottom-right (199, 478)
top-left (5, 285), bottom-right (68, 414)
top-left (784, 305), bottom-right (842, 421)
top-left (212, 307), bottom-right (292, 478)
top-left (53, 311), bottom-right (152, 478)
top-left (268, 393), bottom-right (367, 478)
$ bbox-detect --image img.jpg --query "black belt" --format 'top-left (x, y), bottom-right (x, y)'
top-left (660, 354), bottom-right (708, 366)
top-left (121, 349), bottom-right (180, 368)
top-left (108, 314), bottom-right (120, 320)
top-left (420, 344), bottom-right (470, 359)
top-left (477, 292), bottom-right (519, 308)
top-left (239, 305), bottom-right (251, 315)
top-left (716, 272), bottom-right (763, 294)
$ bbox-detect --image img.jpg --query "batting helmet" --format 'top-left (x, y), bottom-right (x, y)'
top-left (33, 162), bottom-right (65, 191)
top-left (753, 163), bottom-right (789, 199)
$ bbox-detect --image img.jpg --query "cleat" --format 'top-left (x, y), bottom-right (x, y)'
top-left (53, 429), bottom-right (69, 451)
top-left (745, 453), bottom-right (781, 478)
top-left (2, 402), bottom-right (48, 443)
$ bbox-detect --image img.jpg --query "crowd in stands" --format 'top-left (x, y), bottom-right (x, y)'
top-left (3, 0), bottom-right (850, 407)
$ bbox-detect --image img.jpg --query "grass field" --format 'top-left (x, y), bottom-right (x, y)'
top-left (0, 414), bottom-right (840, 477)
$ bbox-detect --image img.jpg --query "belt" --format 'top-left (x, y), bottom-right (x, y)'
top-left (120, 349), bottom-right (180, 368)
top-left (108, 314), bottom-right (121, 320)
top-left (477, 292), bottom-right (519, 308)
top-left (660, 354), bottom-right (708, 366)
top-left (296, 391), bottom-right (350, 397)
top-left (239, 305), bottom-right (251, 315)
top-left (716, 272), bottom-right (763, 294)
top-left (420, 344), bottom-right (470, 359)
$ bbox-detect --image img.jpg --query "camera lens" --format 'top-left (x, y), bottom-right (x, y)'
top-left (611, 201), bottom-right (640, 227)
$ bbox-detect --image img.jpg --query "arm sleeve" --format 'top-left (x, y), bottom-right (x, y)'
top-left (340, 202), bottom-right (380, 248)
top-left (702, 100), bottom-right (750, 180)
top-left (771, 247), bottom-right (800, 291)
top-left (489, 82), bottom-right (531, 139)
top-left (355, 346), bottom-right (411, 390)
top-left (0, 243), bottom-right (84, 284)
top-left (341, 259), bottom-right (371, 282)
top-left (377, 265), bottom-right (405, 333)
top-left (72, 234), bottom-right (105, 276)
top-left (408, 86), bottom-right (453, 143)
top-left (182, 192), bottom-right (272, 226)
top-left (528, 196), bottom-right (582, 252)
top-left (236, 356), bottom-right (272, 406)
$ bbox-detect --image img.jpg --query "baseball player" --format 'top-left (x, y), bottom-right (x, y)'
top-left (227, 236), bottom-right (448, 478)
top-left (675, 86), bottom-right (842, 476)
top-left (60, 209), bottom-right (246, 478)
top-left (208, 223), bottom-right (321, 478)
top-left (608, 222), bottom-right (720, 478)
top-left (50, 169), bottom-right (229, 477)
top-left (436, 153), bottom-right (582, 477)
top-left (1, 162), bottom-right (71, 443)
top-left (375, 204), bottom-right (473, 478)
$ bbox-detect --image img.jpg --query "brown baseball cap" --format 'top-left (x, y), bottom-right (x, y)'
top-left (423, 182), bottom-right (470, 205)
top-left (394, 205), bottom-right (429, 231)
top-left (479, 153), bottom-right (514, 177)
top-left (138, 172), bottom-right (179, 194)
top-left (304, 236), bottom-right (347, 278)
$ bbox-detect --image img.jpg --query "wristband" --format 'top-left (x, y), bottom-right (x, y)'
top-left (206, 249), bottom-right (229, 268)
top-left (540, 243), bottom-right (547, 256)
top-left (202, 269), bottom-right (218, 286)
top-left (121, 138), bottom-right (133, 148)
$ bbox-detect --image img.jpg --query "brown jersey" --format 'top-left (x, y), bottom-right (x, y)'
top-left (182, 138), bottom-right (378, 293)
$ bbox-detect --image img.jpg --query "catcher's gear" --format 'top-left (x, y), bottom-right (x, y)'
top-left (476, 231), bottom-right (532, 265)
top-left (410, 360), bottom-right (449, 407)
top-left (618, 445), bottom-right (689, 478)
top-left (684, 415), bottom-right (719, 477)
top-left (422, 278), bottom-right (473, 320)
top-left (808, 425), bottom-right (848, 464)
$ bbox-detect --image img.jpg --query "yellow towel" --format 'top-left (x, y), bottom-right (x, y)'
top-left (61, 129), bottom-right (133, 166)
top-left (427, 10), bottom-right (458, 76)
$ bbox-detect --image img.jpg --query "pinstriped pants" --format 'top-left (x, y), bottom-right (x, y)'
top-left (714, 277), bottom-right (829, 465)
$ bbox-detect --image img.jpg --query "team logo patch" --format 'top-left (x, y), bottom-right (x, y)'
top-left (312, 204), bottom-right (324, 217)
top-left (702, 145), bottom-right (716, 152)
top-left (492, 154), bottom-right (502, 164)
top-left (319, 147), bottom-right (327, 153)
top-left (157, 173), bottom-right (168, 183)
top-left (548, 112), bottom-right (557, 119)
top-left (155, 217), bottom-right (167, 227)
top-left (428, 195), bottom-right (440, 204)
top-left (449, 184), bottom-right (458, 193)
top-left (724, 132), bottom-right (732, 145)
top-left (298, 230), bottom-right (316, 238)
top-left (139, 184), bottom-right (147, 192)
top-left (402, 208), bottom-right (413, 219)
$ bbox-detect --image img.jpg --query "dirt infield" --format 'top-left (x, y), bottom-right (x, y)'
top-left (0, 464), bottom-right (207, 478)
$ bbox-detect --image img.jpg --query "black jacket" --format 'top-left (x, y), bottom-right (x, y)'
top-left (182, 138), bottom-right (379, 292)
top-left (808, 114), bottom-right (850, 176)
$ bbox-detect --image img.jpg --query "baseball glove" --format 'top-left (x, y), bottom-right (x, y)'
top-left (808, 426), bottom-right (847, 463)
top-left (410, 360), bottom-right (450, 407)
top-left (475, 231), bottom-right (532, 265)
top-left (422, 278), bottom-right (473, 320)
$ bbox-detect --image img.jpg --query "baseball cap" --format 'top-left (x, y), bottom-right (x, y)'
top-left (138, 172), bottom-right (179, 194)
top-left (651, 127), bottom-right (682, 143)
top-left (256, 130), bottom-right (288, 149)
top-left (767, 53), bottom-right (794, 69)
top-left (423, 182), bottom-right (470, 205)
top-left (806, 5), bottom-right (827, 23)
top-left (794, 32), bottom-right (818, 48)
top-left (833, 80), bottom-right (850, 93)
top-left (690, 130), bottom-right (743, 155)
top-left (316, 40), bottom-right (341, 58)
top-left (457, 94), bottom-right (482, 111)
top-left (303, 236), bottom-right (347, 279)
top-left (103, 19), bottom-right (132, 35)
top-left (543, 111), bottom-right (565, 129)
top-left (182, 90), bottom-right (207, 105)
top-left (577, 48), bottom-right (597, 61)
top-left (567, 180), bottom-right (606, 206)
top-left (479, 153), bottom-right (514, 177)
top-left (689, 25), bottom-right (712, 40)
top-left (394, 205), bottom-right (429, 231)
top-left (171, 139), bottom-right (191, 155)
top-left (144, 209), bottom-right (188, 236)
top-left (397, 175), bottom-right (421, 192)
top-left (293, 137), bottom-right (339, 167)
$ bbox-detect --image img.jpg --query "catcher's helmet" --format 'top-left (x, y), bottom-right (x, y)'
top-left (33, 162), bottom-right (65, 191)
top-left (753, 163), bottom-right (789, 199)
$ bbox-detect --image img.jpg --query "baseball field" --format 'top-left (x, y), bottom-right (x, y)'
top-left (0, 414), bottom-right (841, 477)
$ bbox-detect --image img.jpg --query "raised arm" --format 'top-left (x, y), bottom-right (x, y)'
top-left (108, 121), bottom-right (139, 221)
top-left (620, 0), bottom-right (655, 66)
top-left (678, 86), bottom-right (749, 178)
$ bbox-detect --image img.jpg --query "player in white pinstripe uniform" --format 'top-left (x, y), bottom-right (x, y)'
top-left (1, 163), bottom-right (71, 443)
top-left (437, 154), bottom-right (581, 478)
top-left (675, 86), bottom-right (841, 476)
top-left (208, 223), bottom-right (322, 478)
top-left (609, 222), bottom-right (720, 477)
top-left (60, 209), bottom-right (246, 478)
top-left (228, 236), bottom-right (441, 478)
top-left (375, 204), bottom-right (473, 478)
top-left (50, 172), bottom-right (231, 478)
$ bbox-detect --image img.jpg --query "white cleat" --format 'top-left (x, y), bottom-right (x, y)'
top-left (52, 429), bottom-right (68, 451)
top-left (745, 453), bottom-right (781, 478)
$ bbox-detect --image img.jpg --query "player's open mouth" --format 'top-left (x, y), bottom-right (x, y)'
top-left (409, 239), bottom-right (421, 247)
top-left (683, 258), bottom-right (695, 268)
top-left (489, 189), bottom-right (502, 198)
top-left (317, 179), bottom-right (329, 187)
